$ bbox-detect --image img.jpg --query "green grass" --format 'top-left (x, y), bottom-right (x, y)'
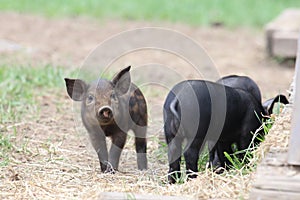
top-left (0, 65), bottom-right (71, 166)
top-left (224, 117), bottom-right (274, 173)
top-left (0, 65), bottom-right (68, 124)
top-left (0, 133), bottom-right (12, 166)
top-left (0, 0), bottom-right (299, 27)
top-left (223, 101), bottom-right (286, 173)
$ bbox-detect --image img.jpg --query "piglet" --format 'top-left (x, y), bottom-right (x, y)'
top-left (163, 80), bottom-right (266, 183)
top-left (64, 66), bottom-right (147, 172)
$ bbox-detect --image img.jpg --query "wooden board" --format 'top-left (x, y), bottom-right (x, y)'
top-left (265, 9), bottom-right (300, 58)
top-left (250, 150), bottom-right (300, 199)
top-left (272, 32), bottom-right (298, 57)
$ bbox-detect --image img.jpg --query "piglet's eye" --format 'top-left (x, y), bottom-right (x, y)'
top-left (111, 93), bottom-right (117, 100)
top-left (86, 94), bottom-right (95, 105)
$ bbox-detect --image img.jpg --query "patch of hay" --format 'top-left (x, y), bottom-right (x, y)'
top-left (0, 92), bottom-right (292, 199)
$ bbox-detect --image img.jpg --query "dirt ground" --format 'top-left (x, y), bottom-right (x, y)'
top-left (0, 12), bottom-right (295, 199)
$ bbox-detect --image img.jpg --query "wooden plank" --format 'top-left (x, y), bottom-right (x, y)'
top-left (250, 150), bottom-right (300, 199)
top-left (98, 192), bottom-right (191, 200)
top-left (265, 9), bottom-right (300, 57)
top-left (272, 32), bottom-right (298, 57)
top-left (251, 188), bottom-right (300, 200)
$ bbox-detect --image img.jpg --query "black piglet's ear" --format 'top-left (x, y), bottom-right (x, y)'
top-left (268, 94), bottom-right (289, 114)
top-left (64, 78), bottom-right (87, 101)
top-left (112, 66), bottom-right (131, 96)
top-left (263, 94), bottom-right (289, 115)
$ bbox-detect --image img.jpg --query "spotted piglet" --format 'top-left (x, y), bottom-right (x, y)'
top-left (64, 66), bottom-right (147, 172)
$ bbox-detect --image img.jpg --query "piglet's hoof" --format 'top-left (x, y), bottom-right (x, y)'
top-left (104, 166), bottom-right (116, 174)
top-left (214, 167), bottom-right (225, 174)
top-left (168, 175), bottom-right (176, 184)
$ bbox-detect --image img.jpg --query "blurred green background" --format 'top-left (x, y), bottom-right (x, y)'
top-left (0, 0), bottom-right (299, 27)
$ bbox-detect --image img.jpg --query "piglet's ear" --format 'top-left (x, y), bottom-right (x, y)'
top-left (112, 66), bottom-right (131, 96)
top-left (64, 78), bottom-right (87, 101)
top-left (263, 94), bottom-right (289, 115)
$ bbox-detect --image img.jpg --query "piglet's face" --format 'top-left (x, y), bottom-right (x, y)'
top-left (64, 66), bottom-right (131, 126)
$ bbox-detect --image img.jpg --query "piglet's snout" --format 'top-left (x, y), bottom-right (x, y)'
top-left (98, 106), bottom-right (113, 120)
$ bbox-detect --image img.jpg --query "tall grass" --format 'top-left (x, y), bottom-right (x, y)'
top-left (224, 117), bottom-right (274, 173)
top-left (0, 0), bottom-right (299, 27)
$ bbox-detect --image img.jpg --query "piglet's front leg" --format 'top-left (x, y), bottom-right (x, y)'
top-left (108, 131), bottom-right (127, 172)
top-left (88, 129), bottom-right (109, 172)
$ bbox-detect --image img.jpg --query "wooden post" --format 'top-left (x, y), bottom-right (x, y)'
top-left (288, 33), bottom-right (300, 165)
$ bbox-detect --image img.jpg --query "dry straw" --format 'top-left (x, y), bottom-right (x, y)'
top-left (0, 94), bottom-right (291, 199)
